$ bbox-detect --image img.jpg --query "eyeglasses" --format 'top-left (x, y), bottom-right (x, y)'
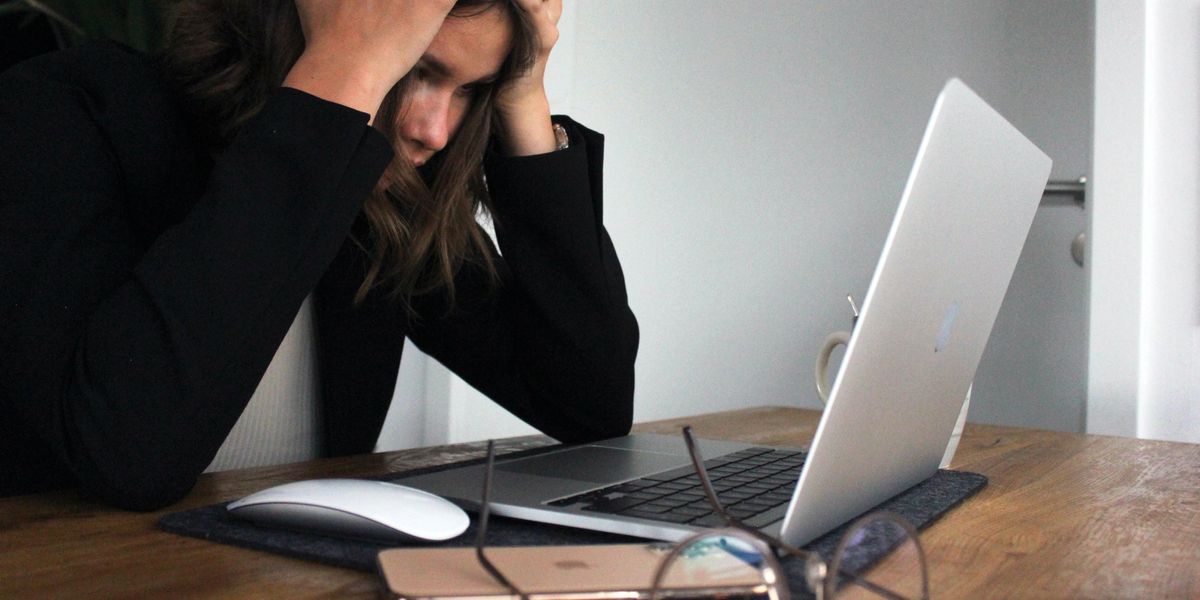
top-left (474, 429), bottom-right (929, 599)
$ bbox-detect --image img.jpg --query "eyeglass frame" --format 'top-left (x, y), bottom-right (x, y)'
top-left (472, 429), bottom-right (930, 600)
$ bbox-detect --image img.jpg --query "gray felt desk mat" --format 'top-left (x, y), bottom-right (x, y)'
top-left (159, 448), bottom-right (986, 595)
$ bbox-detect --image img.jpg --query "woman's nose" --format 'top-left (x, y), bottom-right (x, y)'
top-left (407, 90), bottom-right (451, 156)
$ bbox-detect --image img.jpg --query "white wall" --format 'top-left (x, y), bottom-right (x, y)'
top-left (379, 0), bottom-right (1097, 449)
top-left (1090, 0), bottom-right (1200, 444)
top-left (570, 1), bottom-right (1094, 425)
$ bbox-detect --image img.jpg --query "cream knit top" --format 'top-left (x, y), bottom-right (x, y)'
top-left (205, 295), bottom-right (322, 472)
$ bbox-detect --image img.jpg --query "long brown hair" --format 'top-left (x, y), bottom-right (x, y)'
top-left (160, 0), bottom-right (538, 311)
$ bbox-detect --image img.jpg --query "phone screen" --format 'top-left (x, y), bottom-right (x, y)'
top-left (377, 542), bottom-right (768, 599)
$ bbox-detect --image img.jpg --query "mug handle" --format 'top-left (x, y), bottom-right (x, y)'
top-left (814, 330), bottom-right (851, 405)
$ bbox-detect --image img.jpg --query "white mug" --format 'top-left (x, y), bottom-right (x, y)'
top-left (814, 331), bottom-right (971, 468)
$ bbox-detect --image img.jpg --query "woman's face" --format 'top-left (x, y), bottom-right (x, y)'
top-left (396, 7), bottom-right (513, 167)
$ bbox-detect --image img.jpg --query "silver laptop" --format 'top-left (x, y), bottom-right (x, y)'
top-left (399, 79), bottom-right (1052, 547)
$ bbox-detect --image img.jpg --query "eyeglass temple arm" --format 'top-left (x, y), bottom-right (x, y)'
top-left (475, 440), bottom-right (527, 600)
top-left (680, 426), bottom-right (725, 518)
top-left (682, 426), bottom-right (805, 554)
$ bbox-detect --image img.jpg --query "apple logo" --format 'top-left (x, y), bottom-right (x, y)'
top-left (935, 301), bottom-right (959, 353)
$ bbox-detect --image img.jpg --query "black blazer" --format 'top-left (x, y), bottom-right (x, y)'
top-left (0, 43), bottom-right (637, 509)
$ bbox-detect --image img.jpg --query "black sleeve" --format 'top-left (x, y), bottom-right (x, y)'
top-left (0, 57), bottom-right (394, 509)
top-left (406, 117), bottom-right (639, 443)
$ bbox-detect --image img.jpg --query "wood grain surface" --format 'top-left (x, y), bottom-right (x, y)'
top-left (2, 407), bottom-right (1197, 598)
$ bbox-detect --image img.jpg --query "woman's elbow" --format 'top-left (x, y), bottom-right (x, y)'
top-left (74, 455), bottom-right (199, 511)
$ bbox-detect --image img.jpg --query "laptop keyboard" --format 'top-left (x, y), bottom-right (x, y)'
top-left (547, 447), bottom-right (806, 528)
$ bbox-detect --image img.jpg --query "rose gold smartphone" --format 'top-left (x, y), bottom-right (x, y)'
top-left (376, 542), bottom-right (768, 599)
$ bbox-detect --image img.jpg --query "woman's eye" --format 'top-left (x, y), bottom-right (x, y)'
top-left (455, 83), bottom-right (482, 99)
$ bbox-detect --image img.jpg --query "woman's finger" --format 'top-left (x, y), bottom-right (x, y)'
top-left (513, 0), bottom-right (561, 26)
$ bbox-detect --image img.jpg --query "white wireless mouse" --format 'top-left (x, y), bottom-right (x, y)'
top-left (226, 478), bottom-right (470, 543)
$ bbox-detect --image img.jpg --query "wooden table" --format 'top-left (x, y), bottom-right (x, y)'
top-left (2, 407), bottom-right (1198, 598)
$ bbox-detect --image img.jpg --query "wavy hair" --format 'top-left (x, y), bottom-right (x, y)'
top-left (160, 0), bottom-right (538, 311)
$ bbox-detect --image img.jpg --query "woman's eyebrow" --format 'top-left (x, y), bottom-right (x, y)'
top-left (418, 55), bottom-right (501, 86)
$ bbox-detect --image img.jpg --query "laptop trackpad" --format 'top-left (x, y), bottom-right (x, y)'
top-left (497, 446), bottom-right (687, 484)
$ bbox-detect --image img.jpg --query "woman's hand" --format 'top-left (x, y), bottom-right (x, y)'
top-left (283, 0), bottom-right (457, 122)
top-left (495, 0), bottom-right (562, 156)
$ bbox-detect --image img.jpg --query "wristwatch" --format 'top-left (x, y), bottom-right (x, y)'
top-left (553, 123), bottom-right (569, 151)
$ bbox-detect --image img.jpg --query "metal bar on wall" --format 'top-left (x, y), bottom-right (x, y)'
top-left (1042, 177), bottom-right (1087, 207)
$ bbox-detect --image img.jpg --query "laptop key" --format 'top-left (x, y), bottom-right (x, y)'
top-left (659, 481), bottom-right (693, 491)
top-left (744, 504), bottom-right (790, 528)
top-left (644, 498), bottom-right (690, 510)
top-left (689, 514), bottom-right (729, 528)
top-left (727, 506), bottom-right (760, 519)
top-left (708, 467), bottom-right (742, 477)
top-left (721, 490), bottom-right (757, 501)
top-left (582, 496), bottom-right (648, 514)
top-left (619, 508), bottom-right (696, 523)
top-left (631, 502), bottom-right (674, 514)
top-left (624, 490), bottom-right (659, 500)
top-left (549, 491), bottom-right (603, 507)
top-left (638, 485), bottom-right (676, 497)
top-left (673, 505), bottom-right (712, 517)
top-left (738, 499), bottom-right (783, 512)
top-left (642, 465), bottom-right (698, 482)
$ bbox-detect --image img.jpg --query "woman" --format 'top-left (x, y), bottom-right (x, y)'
top-left (0, 0), bottom-right (637, 510)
